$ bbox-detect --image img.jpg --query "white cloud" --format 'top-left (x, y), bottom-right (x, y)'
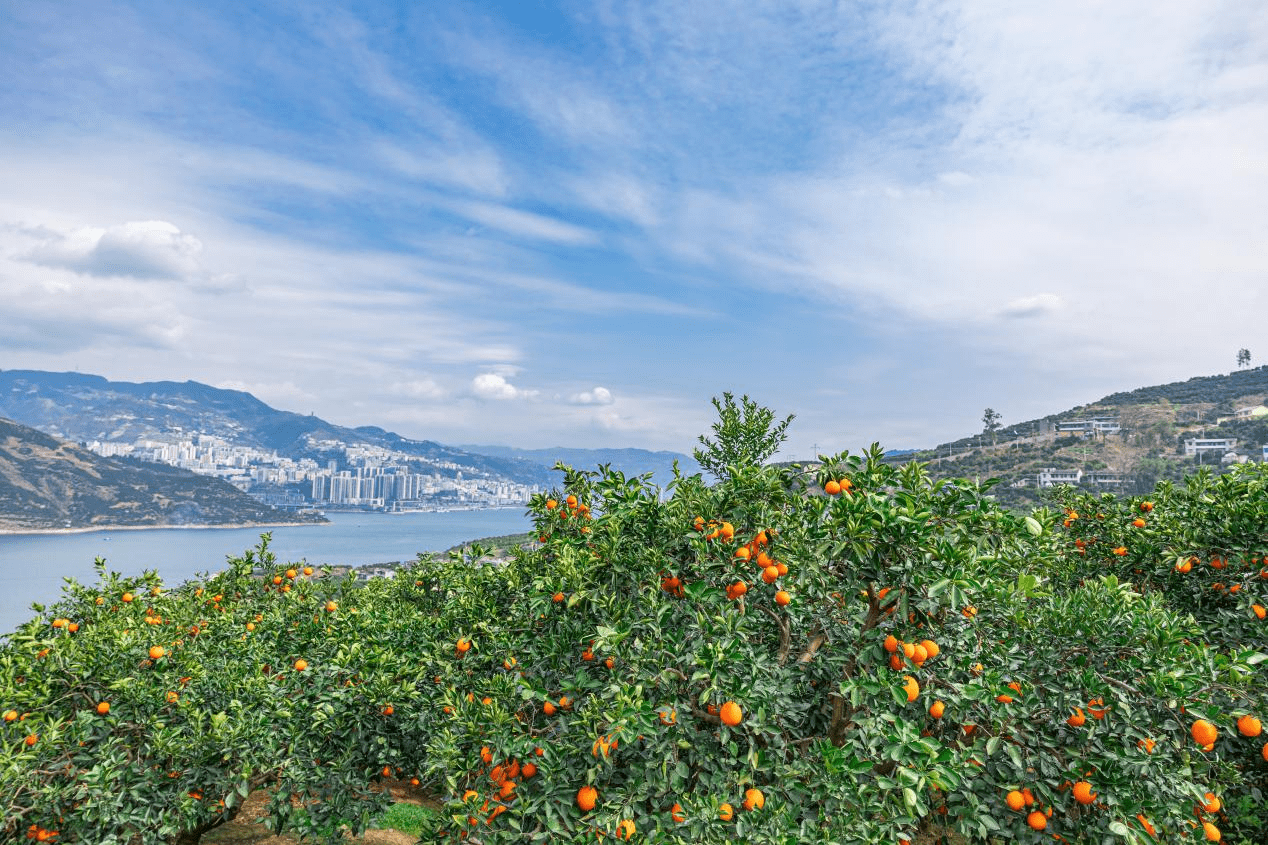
top-left (23, 220), bottom-right (202, 279)
top-left (472, 372), bottom-right (534, 400)
top-left (390, 378), bottom-right (447, 400)
top-left (452, 200), bottom-right (598, 245)
top-left (571, 386), bottom-right (615, 405)
top-left (998, 293), bottom-right (1062, 320)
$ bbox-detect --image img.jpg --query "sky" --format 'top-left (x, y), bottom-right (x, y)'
top-left (2, 1), bottom-right (1265, 459)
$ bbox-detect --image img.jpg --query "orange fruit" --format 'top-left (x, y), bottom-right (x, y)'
top-left (761, 565), bottom-right (779, 584)
top-left (911, 644), bottom-right (928, 664)
top-left (1072, 781), bottom-right (1095, 805)
top-left (1026, 810), bottom-right (1046, 830)
top-left (1237, 715), bottom-right (1262, 737)
top-left (775, 562), bottom-right (787, 577)
top-left (294, 658), bottom-right (308, 671)
top-left (720, 522), bottom-right (735, 540)
top-left (902, 642), bottom-right (916, 660)
top-left (1203, 821), bottom-right (1221, 841)
top-left (824, 480), bottom-right (842, 495)
top-left (734, 547), bottom-right (751, 561)
top-left (743, 787), bottom-right (765, 811)
top-left (1191, 719), bottom-right (1218, 747)
top-left (325, 601), bottom-right (337, 612)
top-left (919, 639), bottom-right (939, 660)
top-left (718, 802), bottom-right (734, 821)
top-left (928, 700), bottom-right (945, 719)
top-left (1253, 604), bottom-right (1266, 619)
top-left (775, 590), bottom-right (791, 606)
top-left (1067, 707), bottom-right (1086, 727)
top-left (2, 710), bottom-right (17, 722)
top-left (962, 605), bottom-right (977, 618)
top-left (616, 819), bottom-right (635, 839)
top-left (149, 646), bottom-right (166, 660)
top-left (576, 785), bottom-right (597, 812)
top-left (1006, 790), bottom-right (1025, 812)
top-left (1202, 791), bottom-right (1221, 813)
top-left (903, 676), bottom-right (920, 702)
top-left (96, 702), bottom-right (110, 715)
top-left (670, 802), bottom-right (685, 822)
top-left (303, 566), bottom-right (313, 575)
top-left (883, 635), bottom-right (899, 653)
top-left (456, 638), bottom-right (471, 653)
top-left (521, 762), bottom-right (536, 778)
top-left (382, 705), bottom-right (394, 716)
top-left (720, 701), bottom-right (743, 726)
top-left (543, 701), bottom-right (556, 715)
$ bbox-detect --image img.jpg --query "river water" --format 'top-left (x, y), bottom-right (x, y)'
top-left (0, 509), bottom-right (531, 635)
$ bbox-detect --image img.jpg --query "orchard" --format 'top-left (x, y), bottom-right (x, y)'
top-left (1, 393), bottom-right (1265, 844)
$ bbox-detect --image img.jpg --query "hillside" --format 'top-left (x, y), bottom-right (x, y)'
top-left (0, 370), bottom-right (552, 487)
top-left (892, 365), bottom-right (1268, 506)
top-left (0, 417), bottom-right (326, 532)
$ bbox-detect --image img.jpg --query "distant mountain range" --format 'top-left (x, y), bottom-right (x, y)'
top-left (460, 445), bottom-right (699, 487)
top-left (0, 370), bottom-right (553, 486)
top-left (0, 417), bottom-right (324, 532)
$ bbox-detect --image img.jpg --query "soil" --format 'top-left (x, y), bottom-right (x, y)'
top-left (202, 781), bottom-right (441, 845)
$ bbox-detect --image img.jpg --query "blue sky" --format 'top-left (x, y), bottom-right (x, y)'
top-left (2, 2), bottom-right (1265, 457)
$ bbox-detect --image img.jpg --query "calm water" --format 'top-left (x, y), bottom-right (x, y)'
top-left (0, 509), bottom-right (530, 635)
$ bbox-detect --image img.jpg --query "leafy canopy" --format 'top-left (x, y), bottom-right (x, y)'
top-left (692, 392), bottom-right (794, 480)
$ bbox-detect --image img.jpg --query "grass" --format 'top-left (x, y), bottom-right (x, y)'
top-left (372, 802), bottom-right (440, 836)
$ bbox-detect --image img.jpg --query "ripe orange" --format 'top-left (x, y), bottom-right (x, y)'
top-left (2, 710), bottom-right (17, 722)
top-left (616, 819), bottom-right (636, 839)
top-left (1203, 821), bottom-right (1221, 841)
top-left (775, 590), bottom-right (791, 606)
top-left (543, 701), bottom-right (557, 715)
top-left (1112, 546), bottom-right (1127, 556)
top-left (824, 480), bottom-right (842, 495)
top-left (456, 638), bottom-right (471, 653)
top-left (670, 802), bottom-right (685, 822)
top-left (761, 565), bottom-right (779, 584)
top-left (911, 644), bottom-right (928, 664)
top-left (1006, 790), bottom-right (1025, 811)
top-left (149, 645), bottom-right (166, 660)
top-left (1132, 518), bottom-right (1146, 528)
top-left (719, 701), bottom-right (743, 726)
top-left (1191, 719), bottom-right (1218, 747)
top-left (1026, 810), bottom-right (1046, 831)
top-left (1237, 714), bottom-right (1262, 737)
top-left (122, 592), bottom-right (134, 603)
top-left (1253, 604), bottom-right (1266, 620)
top-left (901, 642), bottom-right (916, 660)
top-left (303, 566), bottom-right (313, 576)
top-left (294, 658), bottom-right (308, 671)
top-left (718, 803), bottom-right (734, 821)
top-left (1072, 781), bottom-right (1095, 805)
top-left (720, 522), bottom-right (735, 540)
top-left (734, 547), bottom-right (751, 561)
top-left (928, 700), bottom-right (945, 719)
top-left (553, 591), bottom-right (565, 603)
top-left (903, 676), bottom-right (919, 702)
top-left (883, 635), bottom-right (899, 654)
top-left (521, 762), bottom-right (536, 778)
top-left (382, 705), bottom-right (394, 716)
top-left (96, 701), bottom-right (110, 715)
top-left (325, 601), bottom-right (337, 612)
top-left (919, 639), bottom-right (940, 660)
top-left (743, 787), bottom-right (765, 811)
top-left (1202, 791), bottom-right (1220, 813)
top-left (576, 785), bottom-right (597, 812)
top-left (962, 605), bottom-right (977, 619)
top-left (24, 734), bottom-right (37, 747)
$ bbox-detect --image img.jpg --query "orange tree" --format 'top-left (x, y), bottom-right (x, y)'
top-left (414, 399), bottom-right (1265, 844)
top-left (0, 538), bottom-right (484, 844)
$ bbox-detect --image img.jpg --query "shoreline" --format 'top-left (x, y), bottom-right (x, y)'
top-left (0, 520), bottom-right (329, 538)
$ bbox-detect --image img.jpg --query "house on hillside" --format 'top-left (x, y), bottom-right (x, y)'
top-left (1183, 437), bottom-right (1237, 456)
top-left (1038, 467), bottom-right (1083, 487)
top-left (1086, 471), bottom-right (1126, 489)
top-left (1236, 406), bottom-right (1268, 419)
top-left (1055, 418), bottom-right (1120, 438)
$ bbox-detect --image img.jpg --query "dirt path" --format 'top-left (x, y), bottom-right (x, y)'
top-left (202, 782), bottom-right (440, 845)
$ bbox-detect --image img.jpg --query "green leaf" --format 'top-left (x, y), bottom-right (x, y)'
top-left (1024, 516), bottom-right (1043, 536)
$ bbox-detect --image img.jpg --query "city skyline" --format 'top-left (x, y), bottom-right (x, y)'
top-left (2, 2), bottom-right (1265, 457)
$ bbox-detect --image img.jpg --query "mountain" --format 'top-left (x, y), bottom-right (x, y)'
top-left (460, 445), bottom-right (700, 487)
top-left (0, 417), bottom-right (325, 532)
top-left (892, 366), bottom-right (1268, 506)
top-left (0, 370), bottom-right (552, 487)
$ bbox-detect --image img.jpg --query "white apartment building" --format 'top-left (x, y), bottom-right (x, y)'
top-left (1183, 438), bottom-right (1237, 456)
top-left (1038, 467), bottom-right (1083, 487)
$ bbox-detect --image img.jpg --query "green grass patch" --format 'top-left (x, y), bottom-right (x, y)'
top-left (373, 802), bottom-right (439, 836)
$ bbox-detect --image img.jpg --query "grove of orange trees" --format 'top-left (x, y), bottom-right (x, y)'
top-left (1, 395), bottom-right (1265, 844)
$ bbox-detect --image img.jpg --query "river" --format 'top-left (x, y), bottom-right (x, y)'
top-left (0, 508), bottom-right (530, 635)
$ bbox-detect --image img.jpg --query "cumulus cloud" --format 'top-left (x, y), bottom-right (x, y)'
top-left (998, 293), bottom-right (1063, 319)
top-left (570, 386), bottom-right (615, 405)
top-left (23, 220), bottom-right (202, 279)
top-left (472, 372), bottom-right (533, 400)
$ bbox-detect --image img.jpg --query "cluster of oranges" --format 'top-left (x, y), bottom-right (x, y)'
top-left (454, 749), bottom-right (539, 829)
